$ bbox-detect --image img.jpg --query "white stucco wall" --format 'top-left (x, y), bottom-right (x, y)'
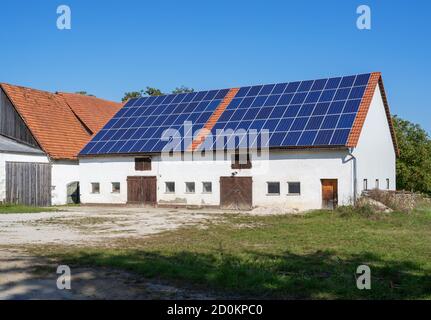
top-left (51, 160), bottom-right (80, 205)
top-left (79, 149), bottom-right (353, 210)
top-left (0, 154), bottom-right (81, 205)
top-left (352, 85), bottom-right (396, 195)
top-left (0, 152), bottom-right (49, 202)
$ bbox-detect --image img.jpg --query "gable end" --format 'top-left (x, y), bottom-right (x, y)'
top-left (346, 72), bottom-right (399, 156)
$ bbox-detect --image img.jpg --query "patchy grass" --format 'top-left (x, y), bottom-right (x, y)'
top-left (0, 204), bottom-right (58, 214)
top-left (29, 215), bottom-right (124, 232)
top-left (30, 208), bottom-right (431, 299)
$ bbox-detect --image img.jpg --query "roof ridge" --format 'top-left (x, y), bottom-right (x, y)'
top-left (56, 91), bottom-right (122, 104)
top-left (124, 72), bottom-right (380, 103)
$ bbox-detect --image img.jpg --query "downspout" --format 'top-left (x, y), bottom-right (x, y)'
top-left (348, 148), bottom-right (358, 205)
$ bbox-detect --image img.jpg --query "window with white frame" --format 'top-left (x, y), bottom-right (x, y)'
top-left (267, 182), bottom-right (280, 195)
top-left (91, 182), bottom-right (100, 194)
top-left (112, 182), bottom-right (120, 193)
top-left (202, 182), bottom-right (212, 193)
top-left (287, 182), bottom-right (301, 195)
top-left (165, 182), bottom-right (175, 193)
top-left (375, 179), bottom-right (380, 189)
top-left (386, 179), bottom-right (390, 190)
top-left (185, 182), bottom-right (195, 193)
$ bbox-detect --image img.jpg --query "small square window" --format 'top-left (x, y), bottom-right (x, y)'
top-left (363, 179), bottom-right (368, 191)
top-left (287, 182), bottom-right (301, 195)
top-left (202, 182), bottom-right (212, 193)
top-left (231, 152), bottom-right (252, 169)
top-left (135, 157), bottom-right (151, 171)
top-left (386, 178), bottom-right (390, 190)
top-left (185, 182), bottom-right (195, 193)
top-left (112, 182), bottom-right (120, 193)
top-left (267, 182), bottom-right (280, 195)
top-left (91, 183), bottom-right (100, 194)
top-left (165, 182), bottom-right (175, 193)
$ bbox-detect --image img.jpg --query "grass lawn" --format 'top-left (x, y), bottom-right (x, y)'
top-left (31, 207), bottom-right (431, 299)
top-left (0, 204), bottom-right (58, 214)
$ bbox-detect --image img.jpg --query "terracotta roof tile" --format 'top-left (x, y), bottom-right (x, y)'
top-left (187, 88), bottom-right (240, 151)
top-left (0, 83), bottom-right (122, 160)
top-left (57, 93), bottom-right (122, 134)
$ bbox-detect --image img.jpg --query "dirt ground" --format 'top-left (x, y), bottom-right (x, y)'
top-left (0, 206), bottom-right (224, 300)
top-left (0, 205), bottom-right (222, 246)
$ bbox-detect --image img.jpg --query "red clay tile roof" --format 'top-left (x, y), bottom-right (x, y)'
top-left (188, 88), bottom-right (240, 151)
top-left (347, 72), bottom-right (399, 156)
top-left (0, 83), bottom-right (122, 160)
top-left (57, 92), bottom-right (122, 134)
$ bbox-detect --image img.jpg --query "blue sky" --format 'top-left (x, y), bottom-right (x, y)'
top-left (0, 0), bottom-right (430, 132)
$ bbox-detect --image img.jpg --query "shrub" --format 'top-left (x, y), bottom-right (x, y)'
top-left (365, 189), bottom-right (431, 213)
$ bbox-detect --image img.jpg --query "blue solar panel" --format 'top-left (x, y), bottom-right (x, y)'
top-left (80, 88), bottom-right (230, 154)
top-left (80, 73), bottom-right (372, 155)
top-left (209, 73), bottom-right (371, 150)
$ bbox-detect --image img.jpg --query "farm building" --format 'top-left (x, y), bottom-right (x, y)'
top-left (78, 72), bottom-right (398, 211)
top-left (0, 83), bottom-right (122, 206)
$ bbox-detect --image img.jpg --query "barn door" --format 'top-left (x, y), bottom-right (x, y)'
top-left (6, 162), bottom-right (51, 206)
top-left (220, 177), bottom-right (252, 210)
top-left (321, 179), bottom-right (338, 209)
top-left (142, 176), bottom-right (157, 205)
top-left (127, 176), bottom-right (157, 205)
top-left (127, 177), bottom-right (142, 204)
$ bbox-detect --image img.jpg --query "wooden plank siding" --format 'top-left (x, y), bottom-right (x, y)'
top-left (0, 88), bottom-right (40, 147)
top-left (6, 162), bottom-right (52, 206)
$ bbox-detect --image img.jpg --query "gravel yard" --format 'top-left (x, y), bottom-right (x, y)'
top-left (0, 205), bottom-right (221, 246)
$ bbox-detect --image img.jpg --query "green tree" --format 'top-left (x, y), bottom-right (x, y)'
top-left (172, 86), bottom-right (194, 94)
top-left (393, 115), bottom-right (431, 194)
top-left (122, 87), bottom-right (164, 102)
top-left (75, 91), bottom-right (95, 97)
top-left (145, 87), bottom-right (164, 96)
top-left (122, 90), bottom-right (144, 102)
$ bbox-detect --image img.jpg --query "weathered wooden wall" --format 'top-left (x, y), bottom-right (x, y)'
top-left (6, 162), bottom-right (52, 206)
top-left (0, 88), bottom-right (39, 147)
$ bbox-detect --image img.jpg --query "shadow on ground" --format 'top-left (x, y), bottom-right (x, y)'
top-left (0, 249), bottom-right (216, 300)
top-left (50, 248), bottom-right (431, 299)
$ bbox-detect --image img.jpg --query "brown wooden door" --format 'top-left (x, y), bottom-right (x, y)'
top-left (321, 179), bottom-right (338, 209)
top-left (220, 177), bottom-right (252, 210)
top-left (127, 176), bottom-right (157, 205)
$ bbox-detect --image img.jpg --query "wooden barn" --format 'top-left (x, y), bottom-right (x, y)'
top-left (0, 83), bottom-right (122, 206)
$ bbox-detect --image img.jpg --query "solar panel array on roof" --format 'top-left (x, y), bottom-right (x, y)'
top-left (80, 73), bottom-right (371, 155)
top-left (212, 73), bottom-right (370, 150)
top-left (80, 89), bottom-right (229, 154)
